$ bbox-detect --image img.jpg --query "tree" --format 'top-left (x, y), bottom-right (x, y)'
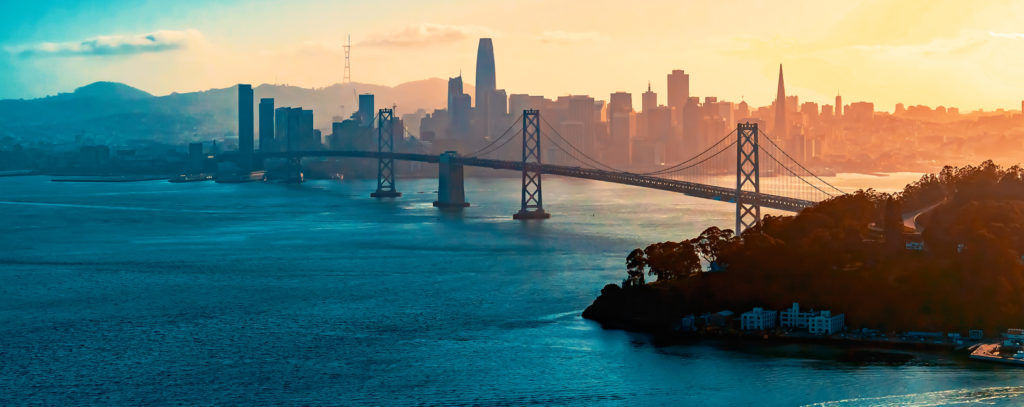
top-left (689, 226), bottom-right (737, 271)
top-left (623, 248), bottom-right (646, 287)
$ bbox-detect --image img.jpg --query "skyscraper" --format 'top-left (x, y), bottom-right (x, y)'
top-left (609, 92), bottom-right (633, 166)
top-left (475, 38), bottom-right (498, 140)
top-left (642, 82), bottom-right (657, 112)
top-left (667, 69), bottom-right (689, 138)
top-left (475, 38), bottom-right (496, 110)
top-left (258, 98), bottom-right (274, 151)
top-left (774, 65), bottom-right (787, 140)
top-left (358, 94), bottom-right (375, 127)
top-left (275, 107), bottom-right (290, 152)
top-left (238, 84), bottom-right (254, 155)
top-left (447, 75), bottom-right (464, 113)
top-left (835, 93), bottom-right (843, 118)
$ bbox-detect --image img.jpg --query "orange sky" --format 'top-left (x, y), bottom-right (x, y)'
top-left (4, 0), bottom-right (1024, 112)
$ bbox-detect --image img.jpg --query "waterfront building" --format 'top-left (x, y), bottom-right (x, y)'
top-left (238, 84), bottom-right (254, 156)
top-left (970, 330), bottom-right (985, 340)
top-left (259, 98), bottom-right (274, 151)
top-left (780, 303), bottom-right (845, 335)
top-left (679, 315), bottom-right (696, 332)
top-left (740, 307), bottom-right (778, 331)
top-left (807, 310), bottom-right (845, 335)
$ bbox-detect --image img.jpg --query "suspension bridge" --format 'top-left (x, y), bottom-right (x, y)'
top-left (255, 109), bottom-right (845, 233)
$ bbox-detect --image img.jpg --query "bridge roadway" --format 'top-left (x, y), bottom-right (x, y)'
top-left (258, 150), bottom-right (817, 212)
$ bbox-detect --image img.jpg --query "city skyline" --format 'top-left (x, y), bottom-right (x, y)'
top-left (3, 0), bottom-right (1024, 112)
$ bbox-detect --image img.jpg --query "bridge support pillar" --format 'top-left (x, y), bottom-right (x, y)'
top-left (371, 108), bottom-right (401, 198)
top-left (433, 151), bottom-right (470, 209)
top-left (736, 122), bottom-right (761, 234)
top-left (513, 109), bottom-right (550, 220)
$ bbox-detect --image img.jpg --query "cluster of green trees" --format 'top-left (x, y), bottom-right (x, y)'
top-left (587, 161), bottom-right (1024, 333)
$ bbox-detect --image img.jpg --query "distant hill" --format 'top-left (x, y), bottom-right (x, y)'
top-left (0, 79), bottom-right (466, 147)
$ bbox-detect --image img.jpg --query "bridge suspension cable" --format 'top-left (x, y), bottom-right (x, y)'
top-left (539, 116), bottom-right (626, 172)
top-left (465, 112), bottom-right (524, 157)
top-left (758, 129), bottom-right (846, 196)
top-left (639, 129), bottom-right (737, 176)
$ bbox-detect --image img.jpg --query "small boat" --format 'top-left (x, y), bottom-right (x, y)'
top-left (169, 173), bottom-right (214, 183)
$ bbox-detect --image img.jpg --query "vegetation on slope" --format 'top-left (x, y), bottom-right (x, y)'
top-left (584, 161), bottom-right (1024, 333)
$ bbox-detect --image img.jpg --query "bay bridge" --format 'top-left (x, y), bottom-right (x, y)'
top-left (255, 108), bottom-right (845, 234)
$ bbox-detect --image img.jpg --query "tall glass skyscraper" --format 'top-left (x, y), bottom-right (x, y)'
top-left (237, 84), bottom-right (254, 155)
top-left (474, 38), bottom-right (496, 109)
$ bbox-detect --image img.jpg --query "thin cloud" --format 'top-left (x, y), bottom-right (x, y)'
top-left (989, 31), bottom-right (1024, 40)
top-left (6, 29), bottom-right (204, 57)
top-left (359, 24), bottom-right (492, 47)
top-left (536, 31), bottom-right (601, 43)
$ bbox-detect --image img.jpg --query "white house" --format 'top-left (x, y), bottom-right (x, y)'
top-left (808, 310), bottom-right (845, 335)
top-left (780, 302), bottom-right (814, 329)
top-left (740, 307), bottom-right (778, 331)
top-left (781, 302), bottom-right (845, 335)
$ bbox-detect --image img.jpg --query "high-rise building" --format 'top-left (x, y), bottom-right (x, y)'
top-left (667, 69), bottom-right (689, 137)
top-left (567, 95), bottom-right (597, 156)
top-left (237, 84), bottom-right (254, 155)
top-left (609, 92), bottom-right (633, 166)
top-left (475, 39), bottom-right (496, 110)
top-left (736, 100), bottom-right (751, 120)
top-left (287, 108), bottom-right (301, 152)
top-left (667, 70), bottom-right (689, 111)
top-left (258, 98), bottom-right (274, 151)
top-left (275, 107), bottom-right (290, 152)
top-left (358, 94), bottom-right (375, 127)
top-left (300, 109), bottom-right (315, 149)
top-left (774, 65), bottom-right (787, 140)
top-left (682, 96), bottom-right (701, 153)
top-left (835, 93), bottom-right (843, 118)
top-left (474, 38), bottom-right (499, 141)
top-left (450, 93), bottom-right (471, 139)
top-left (447, 75), bottom-right (464, 113)
top-left (642, 82), bottom-right (657, 112)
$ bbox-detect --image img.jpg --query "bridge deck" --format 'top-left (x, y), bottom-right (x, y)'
top-left (257, 151), bottom-right (817, 212)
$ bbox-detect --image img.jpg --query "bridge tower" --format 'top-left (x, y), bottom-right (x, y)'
top-left (370, 108), bottom-right (401, 198)
top-left (433, 151), bottom-right (470, 209)
top-left (735, 122), bottom-right (761, 234)
top-left (513, 109), bottom-right (550, 220)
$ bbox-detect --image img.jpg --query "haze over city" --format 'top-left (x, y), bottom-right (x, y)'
top-left (4, 0), bottom-right (1024, 111)
top-left (4, 1), bottom-right (1024, 406)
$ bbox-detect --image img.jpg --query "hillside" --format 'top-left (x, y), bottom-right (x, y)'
top-left (584, 161), bottom-right (1024, 333)
top-left (0, 79), bottom-right (465, 148)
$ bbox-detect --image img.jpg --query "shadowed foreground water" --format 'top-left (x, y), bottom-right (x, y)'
top-left (2, 174), bottom-right (1023, 406)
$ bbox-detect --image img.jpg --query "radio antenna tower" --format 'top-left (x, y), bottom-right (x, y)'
top-left (343, 34), bottom-right (352, 84)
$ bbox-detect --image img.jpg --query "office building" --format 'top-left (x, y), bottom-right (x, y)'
top-left (609, 92), bottom-right (633, 166)
top-left (475, 38), bottom-right (496, 111)
top-left (642, 82), bottom-right (657, 112)
top-left (300, 109), bottom-right (315, 149)
top-left (259, 98), bottom-right (274, 151)
top-left (358, 94), bottom-right (375, 127)
top-left (275, 107), bottom-right (290, 152)
top-left (237, 84), bottom-right (254, 155)
top-left (774, 65), bottom-right (787, 140)
top-left (667, 69), bottom-right (689, 137)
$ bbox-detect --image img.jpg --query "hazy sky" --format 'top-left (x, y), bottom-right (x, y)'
top-left (3, 0), bottom-right (1024, 111)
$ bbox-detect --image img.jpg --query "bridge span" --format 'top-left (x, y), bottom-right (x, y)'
top-left (258, 150), bottom-right (815, 213)
top-left (234, 109), bottom-right (843, 233)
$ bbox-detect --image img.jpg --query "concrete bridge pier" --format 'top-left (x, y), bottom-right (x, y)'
top-left (433, 151), bottom-right (470, 209)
